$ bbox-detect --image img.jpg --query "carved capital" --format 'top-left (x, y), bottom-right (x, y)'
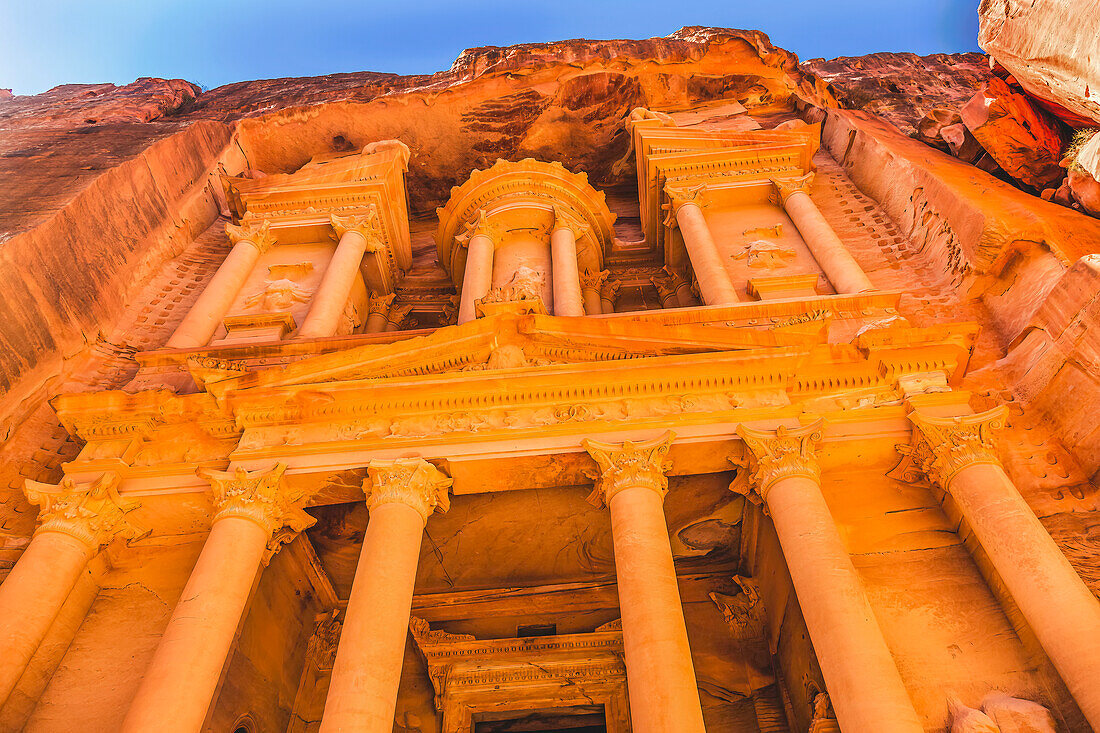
top-left (331, 207), bottom-right (385, 252)
top-left (899, 406), bottom-right (1007, 487)
top-left (552, 205), bottom-right (590, 238)
top-left (650, 275), bottom-right (678, 306)
top-left (735, 420), bottom-right (824, 501)
top-left (583, 432), bottom-right (675, 508)
top-left (662, 183), bottom-right (707, 228)
top-left (226, 219), bottom-right (277, 254)
top-left (367, 291), bottom-right (396, 317)
top-left (661, 265), bottom-right (689, 290)
top-left (599, 278), bottom-right (622, 303)
top-left (23, 472), bottom-right (145, 550)
top-left (198, 462), bottom-right (316, 539)
top-left (579, 268), bottom-right (610, 292)
top-left (441, 294), bottom-right (461, 324)
top-left (364, 458), bottom-right (452, 523)
top-left (771, 173), bottom-right (815, 206)
top-left (455, 209), bottom-right (502, 248)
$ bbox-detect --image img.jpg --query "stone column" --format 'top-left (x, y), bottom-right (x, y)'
top-left (121, 464), bottom-right (314, 733)
top-left (665, 267), bottom-right (696, 307)
top-left (665, 184), bottom-right (740, 306)
top-left (320, 459), bottom-right (451, 732)
top-left (599, 277), bottom-right (622, 315)
top-left (299, 212), bottom-right (385, 339)
top-left (0, 473), bottom-right (141, 706)
top-left (550, 207), bottom-right (587, 317)
top-left (583, 433), bottom-right (706, 732)
top-left (736, 421), bottom-right (924, 733)
top-left (773, 174), bottom-right (873, 294)
top-left (364, 292), bottom-right (395, 334)
top-left (385, 304), bottom-right (413, 332)
top-left (579, 269), bottom-right (608, 316)
top-left (457, 212), bottom-right (497, 325)
top-left (907, 407), bottom-right (1100, 729)
top-left (166, 220), bottom-right (277, 349)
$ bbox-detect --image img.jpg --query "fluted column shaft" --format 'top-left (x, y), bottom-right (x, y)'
top-left (585, 433), bottom-right (706, 732)
top-left (167, 221), bottom-right (275, 349)
top-left (910, 408), bottom-right (1100, 729)
top-left (122, 464), bottom-right (313, 733)
top-left (669, 194), bottom-right (739, 306)
top-left (300, 215), bottom-right (382, 338)
top-left (775, 176), bottom-right (873, 294)
top-left (0, 473), bottom-right (139, 706)
top-left (320, 460), bottom-right (451, 733)
top-left (458, 234), bottom-right (495, 324)
top-left (738, 422), bottom-right (923, 733)
top-left (550, 217), bottom-right (586, 317)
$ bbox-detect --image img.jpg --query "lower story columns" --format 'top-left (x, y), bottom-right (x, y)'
top-left (584, 432), bottom-right (706, 733)
top-left (320, 459), bottom-right (451, 733)
top-left (0, 473), bottom-right (139, 706)
top-left (121, 464), bottom-right (314, 733)
top-left (737, 421), bottom-right (924, 733)
top-left (910, 407), bottom-right (1100, 730)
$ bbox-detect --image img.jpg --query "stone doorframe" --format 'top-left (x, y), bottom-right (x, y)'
top-left (410, 617), bottom-right (631, 732)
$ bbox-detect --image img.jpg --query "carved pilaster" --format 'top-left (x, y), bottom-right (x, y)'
top-left (364, 458), bottom-right (452, 523)
top-left (226, 219), bottom-right (277, 254)
top-left (331, 207), bottom-right (385, 252)
top-left (23, 472), bottom-right (145, 549)
top-left (582, 432), bottom-right (675, 508)
top-left (198, 462), bottom-right (316, 539)
top-left (735, 420), bottom-right (824, 502)
top-left (771, 173), bottom-right (815, 206)
top-left (552, 205), bottom-right (590, 238)
top-left (897, 406), bottom-right (1007, 487)
top-left (579, 268), bottom-right (609, 293)
top-left (367, 291), bottom-right (396, 317)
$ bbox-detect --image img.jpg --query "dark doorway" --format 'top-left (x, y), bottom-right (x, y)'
top-left (473, 707), bottom-right (606, 732)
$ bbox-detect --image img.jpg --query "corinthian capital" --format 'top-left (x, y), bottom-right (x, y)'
top-left (579, 268), bottom-right (610, 292)
top-left (367, 291), bottom-right (396, 316)
top-left (226, 219), bottom-right (277, 254)
top-left (198, 462), bottom-right (316, 538)
top-left (365, 458), bottom-right (452, 522)
top-left (23, 472), bottom-right (145, 550)
top-left (583, 432), bottom-right (675, 508)
top-left (331, 207), bottom-right (385, 252)
top-left (552, 205), bottom-right (590, 238)
top-left (900, 406), bottom-right (1007, 487)
top-left (734, 420), bottom-right (824, 502)
top-left (455, 209), bottom-right (502, 248)
top-left (770, 173), bottom-right (815, 205)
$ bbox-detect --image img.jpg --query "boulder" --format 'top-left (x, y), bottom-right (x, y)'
top-left (961, 77), bottom-right (1066, 190)
top-left (979, 0), bottom-right (1100, 126)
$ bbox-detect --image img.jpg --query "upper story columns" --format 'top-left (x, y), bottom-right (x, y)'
top-left (436, 159), bottom-right (616, 319)
top-left (735, 422), bottom-right (924, 733)
top-left (665, 183), bottom-right (740, 306)
top-left (772, 174), bottom-right (873, 294)
top-left (903, 407), bottom-right (1100, 729)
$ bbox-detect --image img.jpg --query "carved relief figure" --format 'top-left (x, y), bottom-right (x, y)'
top-left (735, 239), bottom-right (797, 269)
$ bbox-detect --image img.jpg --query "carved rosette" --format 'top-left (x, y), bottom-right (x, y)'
top-left (770, 173), bottom-right (815, 206)
top-left (583, 432), bottom-right (675, 508)
top-left (225, 219), bottom-right (277, 254)
top-left (735, 420), bottom-right (824, 502)
top-left (367, 291), bottom-right (396, 317)
top-left (901, 406), bottom-right (1008, 488)
top-left (552, 205), bottom-right (590, 238)
top-left (579, 268), bottom-right (609, 293)
top-left (331, 208), bottom-right (385, 252)
top-left (23, 472), bottom-right (145, 550)
top-left (198, 462), bottom-right (316, 539)
top-left (364, 458), bottom-right (452, 523)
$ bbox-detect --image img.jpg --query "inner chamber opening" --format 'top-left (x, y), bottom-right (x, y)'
top-left (473, 706), bottom-right (606, 732)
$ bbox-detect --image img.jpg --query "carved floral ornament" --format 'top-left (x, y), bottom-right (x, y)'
top-left (331, 206), bottom-right (386, 252)
top-left (730, 419), bottom-right (824, 504)
top-left (579, 268), bottom-right (610, 291)
top-left (197, 462), bottom-right (316, 539)
top-left (771, 172), bottom-right (815, 206)
top-left (583, 432), bottom-right (675, 508)
top-left (225, 219), bottom-right (278, 254)
top-left (551, 205), bottom-right (590, 238)
top-left (454, 209), bottom-right (504, 248)
top-left (891, 406), bottom-right (1007, 488)
top-left (364, 458), bottom-right (452, 523)
top-left (23, 472), bottom-right (146, 550)
top-left (662, 182), bottom-right (707, 227)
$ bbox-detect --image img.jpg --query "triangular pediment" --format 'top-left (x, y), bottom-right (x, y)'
top-left (205, 311), bottom-right (827, 395)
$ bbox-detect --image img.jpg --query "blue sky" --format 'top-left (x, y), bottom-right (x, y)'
top-left (0, 0), bottom-right (980, 96)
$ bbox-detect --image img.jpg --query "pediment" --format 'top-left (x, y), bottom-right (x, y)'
top-left (205, 311), bottom-right (827, 395)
